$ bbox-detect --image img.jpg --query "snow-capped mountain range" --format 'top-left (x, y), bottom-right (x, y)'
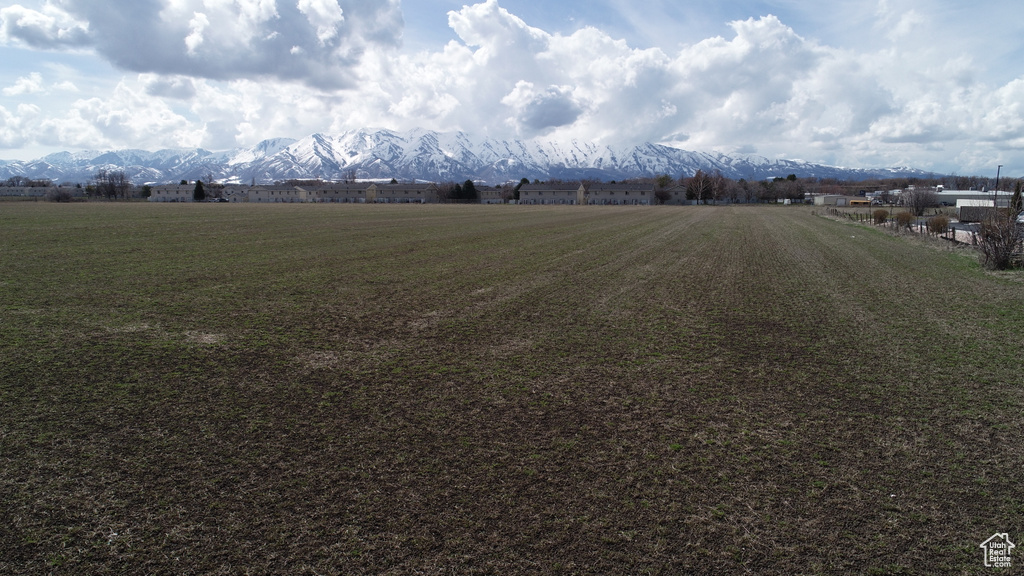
top-left (0, 128), bottom-right (935, 185)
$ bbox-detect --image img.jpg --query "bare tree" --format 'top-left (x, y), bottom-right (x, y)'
top-left (93, 169), bottom-right (132, 199)
top-left (499, 185), bottom-right (515, 202)
top-left (436, 181), bottom-right (459, 202)
top-left (685, 170), bottom-right (714, 204)
top-left (721, 177), bottom-right (742, 204)
top-left (4, 176), bottom-right (52, 187)
top-left (201, 172), bottom-right (227, 199)
top-left (739, 179), bottom-right (757, 204)
top-left (949, 174), bottom-right (985, 190)
top-left (900, 186), bottom-right (938, 216)
top-left (709, 170), bottom-right (727, 204)
top-left (814, 179), bottom-right (843, 198)
top-left (776, 174), bottom-right (805, 202)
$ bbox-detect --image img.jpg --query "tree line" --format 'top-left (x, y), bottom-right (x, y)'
top-left (14, 168), bottom-right (1023, 206)
top-left (2, 176), bottom-right (54, 187)
top-left (624, 171), bottom-right (1024, 206)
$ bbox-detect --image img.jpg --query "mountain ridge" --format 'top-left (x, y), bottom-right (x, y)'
top-left (0, 129), bottom-right (936, 185)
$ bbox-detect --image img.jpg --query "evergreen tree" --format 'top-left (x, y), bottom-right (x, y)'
top-left (514, 177), bottom-right (529, 201)
top-left (1010, 180), bottom-right (1023, 215)
top-left (462, 179), bottom-right (478, 200)
top-left (193, 180), bottom-right (206, 202)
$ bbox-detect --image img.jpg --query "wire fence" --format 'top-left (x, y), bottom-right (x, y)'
top-left (823, 207), bottom-right (978, 245)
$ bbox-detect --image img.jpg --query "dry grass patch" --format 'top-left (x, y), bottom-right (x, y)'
top-left (183, 330), bottom-right (225, 344)
top-left (302, 350), bottom-right (341, 370)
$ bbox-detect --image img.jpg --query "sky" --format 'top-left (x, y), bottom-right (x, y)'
top-left (1, 0), bottom-right (1022, 176)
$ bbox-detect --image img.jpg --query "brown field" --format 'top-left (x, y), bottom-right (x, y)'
top-left (1, 203), bottom-right (1022, 574)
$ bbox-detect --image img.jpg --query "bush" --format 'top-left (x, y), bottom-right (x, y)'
top-left (45, 189), bottom-right (74, 203)
top-left (895, 212), bottom-right (914, 229)
top-left (978, 211), bottom-right (1023, 270)
top-left (926, 215), bottom-right (949, 235)
top-left (873, 209), bottom-right (889, 225)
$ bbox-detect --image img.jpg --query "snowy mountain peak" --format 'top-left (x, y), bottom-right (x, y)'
top-left (227, 138), bottom-right (297, 165)
top-left (0, 128), bottom-right (936, 185)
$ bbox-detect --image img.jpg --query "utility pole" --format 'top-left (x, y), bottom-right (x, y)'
top-left (994, 164), bottom-right (1002, 206)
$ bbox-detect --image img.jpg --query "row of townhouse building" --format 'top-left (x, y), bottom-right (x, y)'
top-left (516, 183), bottom-right (689, 206)
top-left (149, 181), bottom-right (693, 205)
top-left (149, 182), bottom-right (442, 203)
top-left (0, 186), bottom-right (55, 197)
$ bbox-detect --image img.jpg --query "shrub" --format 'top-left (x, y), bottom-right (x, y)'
top-left (978, 211), bottom-right (1023, 270)
top-left (926, 215), bottom-right (949, 235)
top-left (895, 212), bottom-right (914, 229)
top-left (872, 209), bottom-right (889, 225)
top-left (46, 189), bottom-right (74, 203)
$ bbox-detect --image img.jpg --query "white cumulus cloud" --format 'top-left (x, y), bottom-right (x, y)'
top-left (3, 72), bottom-right (45, 96)
top-left (1, 0), bottom-right (403, 89)
top-left (184, 11), bottom-right (209, 55)
top-left (0, 3), bottom-right (91, 49)
top-left (0, 0), bottom-right (1022, 176)
top-left (297, 0), bottom-right (345, 45)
